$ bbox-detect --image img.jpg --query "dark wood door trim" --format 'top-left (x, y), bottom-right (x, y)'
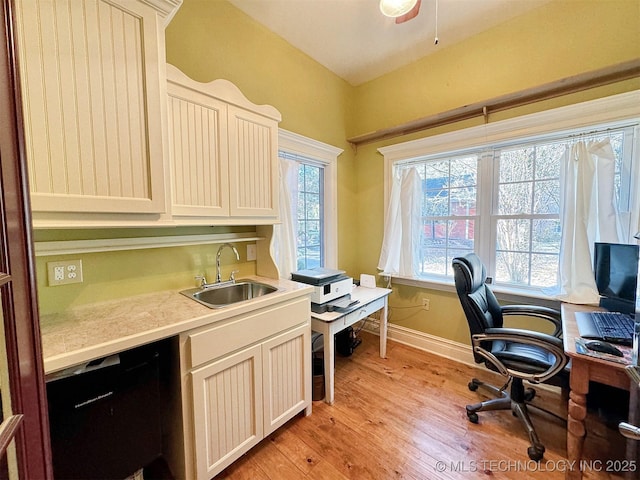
top-left (0, 0), bottom-right (53, 478)
top-left (0, 415), bottom-right (23, 459)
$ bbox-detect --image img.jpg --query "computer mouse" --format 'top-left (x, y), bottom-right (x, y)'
top-left (584, 340), bottom-right (624, 357)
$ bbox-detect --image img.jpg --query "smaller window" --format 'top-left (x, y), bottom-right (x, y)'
top-left (297, 163), bottom-right (324, 269)
top-left (278, 128), bottom-right (342, 272)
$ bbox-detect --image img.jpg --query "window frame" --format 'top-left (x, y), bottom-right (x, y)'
top-left (379, 91), bottom-right (640, 303)
top-left (278, 129), bottom-right (342, 269)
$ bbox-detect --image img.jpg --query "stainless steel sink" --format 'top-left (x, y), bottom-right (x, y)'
top-left (180, 281), bottom-right (279, 308)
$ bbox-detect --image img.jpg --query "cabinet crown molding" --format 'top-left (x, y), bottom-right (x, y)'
top-left (140, 0), bottom-right (183, 24)
top-left (166, 64), bottom-right (282, 122)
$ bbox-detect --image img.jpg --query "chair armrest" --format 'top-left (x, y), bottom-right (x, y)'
top-left (501, 305), bottom-right (562, 338)
top-left (472, 327), bottom-right (568, 383)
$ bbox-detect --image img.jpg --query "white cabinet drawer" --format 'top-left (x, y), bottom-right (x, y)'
top-left (341, 297), bottom-right (385, 327)
top-left (187, 297), bottom-right (309, 369)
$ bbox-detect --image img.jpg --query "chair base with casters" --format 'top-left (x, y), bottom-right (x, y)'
top-left (466, 377), bottom-right (545, 461)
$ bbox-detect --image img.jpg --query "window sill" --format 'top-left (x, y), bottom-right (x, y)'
top-left (380, 274), bottom-right (562, 309)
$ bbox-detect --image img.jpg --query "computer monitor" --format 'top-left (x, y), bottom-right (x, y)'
top-left (594, 242), bottom-right (639, 315)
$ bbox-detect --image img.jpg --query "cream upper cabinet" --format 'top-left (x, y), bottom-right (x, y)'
top-left (227, 105), bottom-right (280, 219)
top-left (167, 66), bottom-right (230, 218)
top-left (166, 65), bottom-right (281, 225)
top-left (13, 0), bottom-right (182, 227)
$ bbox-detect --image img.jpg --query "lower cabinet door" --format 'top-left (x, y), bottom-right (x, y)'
top-left (262, 324), bottom-right (311, 435)
top-left (190, 344), bottom-right (263, 479)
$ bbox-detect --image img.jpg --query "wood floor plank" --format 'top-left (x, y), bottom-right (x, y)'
top-left (303, 459), bottom-right (351, 480)
top-left (268, 427), bottom-right (322, 475)
top-left (217, 447), bottom-right (270, 480)
top-left (214, 331), bottom-right (628, 480)
top-left (248, 440), bottom-right (309, 479)
top-left (286, 404), bottom-right (412, 480)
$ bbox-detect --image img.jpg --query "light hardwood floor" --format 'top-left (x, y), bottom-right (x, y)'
top-left (215, 331), bottom-right (629, 480)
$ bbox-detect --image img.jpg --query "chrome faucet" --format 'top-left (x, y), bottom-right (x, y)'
top-left (216, 243), bottom-right (240, 283)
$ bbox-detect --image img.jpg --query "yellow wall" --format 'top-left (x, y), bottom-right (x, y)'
top-left (350, 0), bottom-right (640, 137)
top-left (34, 226), bottom-right (259, 314)
top-left (35, 0), bottom-right (640, 347)
top-left (36, 243), bottom-right (258, 313)
top-left (165, 0), bottom-right (360, 277)
top-left (351, 0), bottom-right (640, 343)
top-left (35, 0), bottom-right (359, 315)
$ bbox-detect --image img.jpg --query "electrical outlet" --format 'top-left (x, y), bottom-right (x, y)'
top-left (246, 244), bottom-right (257, 261)
top-left (47, 260), bottom-right (83, 286)
top-left (422, 297), bottom-right (430, 311)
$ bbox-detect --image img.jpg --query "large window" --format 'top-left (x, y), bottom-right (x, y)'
top-left (381, 92), bottom-right (640, 295)
top-left (399, 127), bottom-right (634, 290)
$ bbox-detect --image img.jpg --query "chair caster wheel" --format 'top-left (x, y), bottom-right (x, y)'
top-left (466, 411), bottom-right (479, 424)
top-left (468, 380), bottom-right (479, 392)
top-left (527, 445), bottom-right (545, 461)
top-left (525, 388), bottom-right (536, 402)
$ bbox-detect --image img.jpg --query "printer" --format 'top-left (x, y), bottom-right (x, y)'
top-left (291, 267), bottom-right (358, 313)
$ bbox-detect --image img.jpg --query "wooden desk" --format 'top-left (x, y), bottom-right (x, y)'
top-left (311, 286), bottom-right (391, 405)
top-left (561, 303), bottom-right (637, 480)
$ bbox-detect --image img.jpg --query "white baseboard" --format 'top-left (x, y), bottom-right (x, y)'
top-left (363, 317), bottom-right (476, 366)
top-left (361, 317), bottom-right (561, 393)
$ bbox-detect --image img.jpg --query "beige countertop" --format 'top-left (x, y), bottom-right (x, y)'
top-left (40, 276), bottom-right (313, 374)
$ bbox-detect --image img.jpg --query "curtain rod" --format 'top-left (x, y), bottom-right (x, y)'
top-left (395, 123), bottom-right (635, 169)
top-left (347, 59), bottom-right (640, 147)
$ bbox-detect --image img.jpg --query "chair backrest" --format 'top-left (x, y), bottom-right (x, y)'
top-left (452, 254), bottom-right (504, 359)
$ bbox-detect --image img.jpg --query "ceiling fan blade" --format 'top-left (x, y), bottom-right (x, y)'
top-left (395, 0), bottom-right (421, 24)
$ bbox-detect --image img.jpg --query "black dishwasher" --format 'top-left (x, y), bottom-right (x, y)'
top-left (46, 341), bottom-right (164, 480)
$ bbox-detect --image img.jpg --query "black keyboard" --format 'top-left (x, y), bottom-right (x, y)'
top-left (590, 312), bottom-right (635, 346)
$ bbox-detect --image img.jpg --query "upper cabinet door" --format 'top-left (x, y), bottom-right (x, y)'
top-left (13, 0), bottom-right (180, 217)
top-left (227, 105), bottom-right (279, 219)
top-left (166, 65), bottom-right (281, 224)
top-left (167, 65), bottom-right (230, 218)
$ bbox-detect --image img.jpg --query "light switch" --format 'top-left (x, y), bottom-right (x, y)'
top-left (247, 244), bottom-right (257, 261)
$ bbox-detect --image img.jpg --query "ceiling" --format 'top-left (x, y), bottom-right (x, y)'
top-left (228, 0), bottom-right (552, 86)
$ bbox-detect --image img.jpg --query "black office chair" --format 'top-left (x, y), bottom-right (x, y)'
top-left (452, 253), bottom-right (569, 461)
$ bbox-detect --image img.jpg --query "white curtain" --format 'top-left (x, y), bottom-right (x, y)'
top-left (554, 138), bottom-right (622, 304)
top-left (377, 167), bottom-right (422, 276)
top-left (272, 158), bottom-right (299, 279)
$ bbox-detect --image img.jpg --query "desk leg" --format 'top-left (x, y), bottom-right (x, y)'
top-left (323, 326), bottom-right (336, 405)
top-left (566, 361), bottom-right (589, 480)
top-left (626, 382), bottom-right (639, 480)
top-left (380, 299), bottom-right (388, 359)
